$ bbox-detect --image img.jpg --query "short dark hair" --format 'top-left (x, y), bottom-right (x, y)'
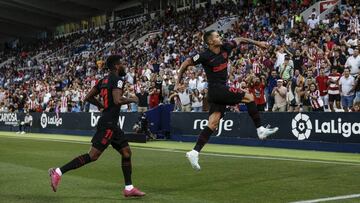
top-left (203, 30), bottom-right (216, 45)
top-left (106, 55), bottom-right (122, 70)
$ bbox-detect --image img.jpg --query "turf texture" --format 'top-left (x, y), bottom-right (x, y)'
top-left (0, 132), bottom-right (359, 203)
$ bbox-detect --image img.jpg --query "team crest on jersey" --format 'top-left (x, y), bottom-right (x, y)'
top-left (117, 80), bottom-right (123, 88)
top-left (222, 52), bottom-right (228, 59)
top-left (193, 54), bottom-right (200, 62)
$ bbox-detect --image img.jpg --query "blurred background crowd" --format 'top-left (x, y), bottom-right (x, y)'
top-left (0, 0), bottom-right (359, 114)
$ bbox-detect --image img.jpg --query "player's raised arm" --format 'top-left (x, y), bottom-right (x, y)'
top-left (176, 58), bottom-right (194, 86)
top-left (84, 86), bottom-right (103, 110)
top-left (234, 37), bottom-right (269, 49)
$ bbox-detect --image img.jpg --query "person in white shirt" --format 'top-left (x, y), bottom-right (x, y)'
top-left (271, 79), bottom-right (288, 112)
top-left (274, 47), bottom-right (286, 70)
top-left (339, 68), bottom-right (356, 112)
top-left (188, 73), bottom-right (198, 90)
top-left (345, 33), bottom-right (358, 55)
top-left (307, 14), bottom-right (319, 29)
top-left (177, 85), bottom-right (191, 112)
top-left (17, 112), bottom-right (33, 134)
top-left (345, 49), bottom-right (360, 76)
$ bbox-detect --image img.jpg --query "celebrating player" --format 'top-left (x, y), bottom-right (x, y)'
top-left (48, 55), bottom-right (145, 197)
top-left (177, 30), bottom-right (279, 170)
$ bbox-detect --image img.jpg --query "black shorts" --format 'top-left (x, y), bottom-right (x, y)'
top-left (208, 85), bottom-right (245, 118)
top-left (91, 124), bottom-right (129, 152)
top-left (329, 94), bottom-right (341, 102)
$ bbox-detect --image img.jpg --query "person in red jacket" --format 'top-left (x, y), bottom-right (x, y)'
top-left (249, 76), bottom-right (266, 111)
top-left (316, 68), bottom-right (329, 111)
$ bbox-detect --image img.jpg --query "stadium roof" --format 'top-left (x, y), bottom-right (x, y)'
top-left (0, 0), bottom-right (130, 41)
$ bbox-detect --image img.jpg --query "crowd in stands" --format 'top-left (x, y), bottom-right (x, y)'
top-left (0, 0), bottom-right (359, 114)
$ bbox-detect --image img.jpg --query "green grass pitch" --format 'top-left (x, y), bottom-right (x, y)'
top-left (0, 132), bottom-right (359, 203)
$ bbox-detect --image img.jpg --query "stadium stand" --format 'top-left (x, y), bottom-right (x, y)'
top-left (0, 0), bottom-right (359, 114)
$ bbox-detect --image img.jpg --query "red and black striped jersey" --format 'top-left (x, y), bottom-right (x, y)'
top-left (95, 72), bottom-right (124, 125)
top-left (191, 41), bottom-right (236, 86)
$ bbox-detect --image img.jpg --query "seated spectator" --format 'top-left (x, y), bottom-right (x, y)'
top-left (308, 83), bottom-right (324, 112)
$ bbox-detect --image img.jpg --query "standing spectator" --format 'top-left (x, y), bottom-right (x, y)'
top-left (286, 80), bottom-right (299, 112)
top-left (354, 72), bottom-right (360, 103)
top-left (27, 94), bottom-right (38, 113)
top-left (307, 14), bottom-right (319, 29)
top-left (178, 85), bottom-right (191, 112)
top-left (267, 70), bottom-right (280, 111)
top-left (191, 89), bottom-right (203, 112)
top-left (345, 49), bottom-right (360, 77)
top-left (316, 68), bottom-right (329, 110)
top-left (271, 79), bottom-right (287, 112)
top-left (339, 68), bottom-right (356, 112)
top-left (60, 93), bottom-right (68, 113)
top-left (249, 76), bottom-right (266, 111)
top-left (188, 73), bottom-right (198, 91)
top-left (136, 87), bottom-right (149, 113)
top-left (279, 56), bottom-right (293, 82)
top-left (308, 83), bottom-right (324, 112)
top-left (344, 32), bottom-right (358, 55)
top-left (149, 88), bottom-right (160, 109)
top-left (329, 50), bottom-right (346, 74)
top-left (328, 67), bottom-right (341, 112)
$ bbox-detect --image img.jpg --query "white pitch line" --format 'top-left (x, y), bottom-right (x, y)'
top-left (2, 135), bottom-right (360, 167)
top-left (290, 193), bottom-right (360, 203)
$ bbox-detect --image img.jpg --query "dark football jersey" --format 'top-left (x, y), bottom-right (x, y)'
top-left (95, 72), bottom-right (124, 125)
top-left (191, 41), bottom-right (236, 86)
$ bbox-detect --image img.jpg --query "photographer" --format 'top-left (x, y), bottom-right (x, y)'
top-left (17, 112), bottom-right (33, 134)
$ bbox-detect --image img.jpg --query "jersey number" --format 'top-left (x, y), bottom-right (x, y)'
top-left (100, 89), bottom-right (109, 109)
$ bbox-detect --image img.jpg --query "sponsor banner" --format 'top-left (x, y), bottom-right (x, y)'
top-left (0, 112), bottom-right (21, 126)
top-left (171, 112), bottom-right (360, 143)
top-left (0, 112), bottom-right (141, 133)
top-left (117, 14), bottom-right (149, 27)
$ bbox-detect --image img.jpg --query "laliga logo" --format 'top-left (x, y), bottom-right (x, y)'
top-left (291, 113), bottom-right (360, 139)
top-left (40, 113), bottom-right (47, 128)
top-left (291, 113), bottom-right (312, 140)
top-left (40, 113), bottom-right (62, 128)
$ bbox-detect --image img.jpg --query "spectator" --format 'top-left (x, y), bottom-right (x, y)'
top-left (17, 112), bottom-right (33, 134)
top-left (308, 83), bottom-right (324, 112)
top-left (328, 67), bottom-right (342, 112)
top-left (345, 49), bottom-right (360, 77)
top-left (191, 89), bottom-right (203, 112)
top-left (149, 88), bottom-right (160, 109)
top-left (279, 56), bottom-right (293, 82)
top-left (271, 79), bottom-right (287, 112)
top-left (71, 101), bottom-right (81, 112)
top-left (339, 68), bottom-right (356, 112)
top-left (178, 85), bottom-right (191, 112)
top-left (136, 87), bottom-right (149, 113)
top-left (316, 68), bottom-right (329, 110)
top-left (354, 72), bottom-right (360, 103)
top-left (267, 70), bottom-right (280, 112)
top-left (249, 76), bottom-right (266, 111)
top-left (307, 14), bottom-right (319, 29)
top-left (286, 80), bottom-right (300, 112)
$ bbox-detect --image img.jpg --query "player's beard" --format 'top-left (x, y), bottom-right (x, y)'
top-left (119, 68), bottom-right (126, 77)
